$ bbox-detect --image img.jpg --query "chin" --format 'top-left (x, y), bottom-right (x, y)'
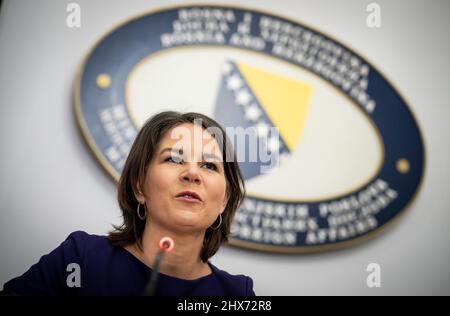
top-left (172, 211), bottom-right (200, 222)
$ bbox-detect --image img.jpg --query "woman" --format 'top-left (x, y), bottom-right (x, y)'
top-left (2, 111), bottom-right (254, 296)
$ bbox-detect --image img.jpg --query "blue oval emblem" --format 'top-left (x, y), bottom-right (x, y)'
top-left (74, 5), bottom-right (425, 253)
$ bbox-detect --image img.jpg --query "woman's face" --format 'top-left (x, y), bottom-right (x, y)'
top-left (137, 123), bottom-right (228, 233)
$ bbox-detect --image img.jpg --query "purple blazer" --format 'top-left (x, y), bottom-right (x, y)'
top-left (2, 231), bottom-right (255, 296)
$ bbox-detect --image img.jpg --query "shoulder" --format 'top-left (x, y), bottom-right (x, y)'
top-left (65, 230), bottom-right (107, 243)
top-left (64, 230), bottom-right (108, 246)
top-left (62, 231), bottom-right (118, 266)
top-left (209, 262), bottom-right (255, 296)
top-left (1, 231), bottom-right (112, 295)
top-left (61, 230), bottom-right (110, 256)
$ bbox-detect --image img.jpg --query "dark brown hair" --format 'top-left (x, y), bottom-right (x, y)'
top-left (109, 111), bottom-right (246, 262)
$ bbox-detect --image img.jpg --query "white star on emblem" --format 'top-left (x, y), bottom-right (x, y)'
top-left (227, 75), bottom-right (243, 91)
top-left (235, 89), bottom-right (252, 106)
top-left (222, 62), bottom-right (232, 75)
top-left (245, 104), bottom-right (262, 122)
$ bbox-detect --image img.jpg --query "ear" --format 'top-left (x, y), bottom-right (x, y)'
top-left (134, 182), bottom-right (145, 203)
top-left (220, 190), bottom-right (229, 214)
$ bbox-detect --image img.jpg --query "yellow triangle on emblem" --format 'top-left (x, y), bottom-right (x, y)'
top-left (236, 62), bottom-right (313, 151)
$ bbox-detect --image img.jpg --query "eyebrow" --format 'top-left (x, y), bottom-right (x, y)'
top-left (159, 147), bottom-right (222, 162)
top-left (159, 147), bottom-right (182, 155)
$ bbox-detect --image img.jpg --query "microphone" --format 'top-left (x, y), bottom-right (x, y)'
top-left (144, 237), bottom-right (175, 296)
top-left (159, 237), bottom-right (175, 252)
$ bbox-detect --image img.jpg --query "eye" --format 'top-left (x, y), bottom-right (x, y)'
top-left (166, 156), bottom-right (183, 164)
top-left (203, 162), bottom-right (218, 171)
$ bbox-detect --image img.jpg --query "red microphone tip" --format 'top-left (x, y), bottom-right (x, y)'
top-left (159, 237), bottom-right (175, 252)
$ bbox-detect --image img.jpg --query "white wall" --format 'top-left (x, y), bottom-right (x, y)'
top-left (0, 0), bottom-right (449, 295)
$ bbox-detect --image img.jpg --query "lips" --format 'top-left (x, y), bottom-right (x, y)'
top-left (175, 190), bottom-right (202, 202)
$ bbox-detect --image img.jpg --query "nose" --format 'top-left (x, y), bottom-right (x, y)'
top-left (180, 163), bottom-right (202, 185)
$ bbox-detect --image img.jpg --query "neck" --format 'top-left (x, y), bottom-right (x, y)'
top-left (132, 220), bottom-right (210, 280)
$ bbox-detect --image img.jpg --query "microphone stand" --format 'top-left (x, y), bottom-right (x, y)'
top-left (145, 248), bottom-right (165, 296)
top-left (143, 237), bottom-right (174, 296)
